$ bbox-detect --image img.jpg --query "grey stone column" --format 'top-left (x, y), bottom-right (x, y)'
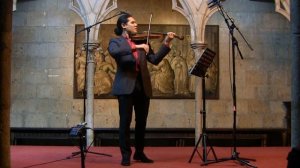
top-left (191, 42), bottom-right (207, 143)
top-left (83, 42), bottom-right (99, 146)
top-left (0, 0), bottom-right (12, 167)
top-left (291, 0), bottom-right (300, 148)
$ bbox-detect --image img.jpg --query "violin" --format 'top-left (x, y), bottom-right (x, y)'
top-left (132, 14), bottom-right (184, 44)
top-left (132, 31), bottom-right (184, 41)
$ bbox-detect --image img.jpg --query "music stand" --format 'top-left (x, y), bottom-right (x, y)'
top-left (188, 48), bottom-right (218, 165)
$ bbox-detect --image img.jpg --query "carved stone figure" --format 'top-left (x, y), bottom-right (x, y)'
top-left (94, 49), bottom-right (116, 95)
top-left (75, 48), bottom-right (86, 93)
top-left (152, 58), bottom-right (175, 94)
top-left (170, 51), bottom-right (189, 95)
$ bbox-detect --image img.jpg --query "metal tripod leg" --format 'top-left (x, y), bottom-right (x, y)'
top-left (68, 128), bottom-right (112, 168)
top-left (188, 77), bottom-right (218, 165)
top-left (215, 151), bottom-right (257, 168)
top-left (188, 132), bottom-right (218, 164)
top-left (71, 136), bottom-right (112, 158)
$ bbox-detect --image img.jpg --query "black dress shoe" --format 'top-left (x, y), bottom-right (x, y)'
top-left (133, 153), bottom-right (154, 163)
top-left (121, 158), bottom-right (130, 166)
top-left (121, 155), bottom-right (131, 166)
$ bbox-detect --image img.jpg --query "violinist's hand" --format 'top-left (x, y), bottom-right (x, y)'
top-left (136, 44), bottom-right (149, 53)
top-left (164, 32), bottom-right (175, 46)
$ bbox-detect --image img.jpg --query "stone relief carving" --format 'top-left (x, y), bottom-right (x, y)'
top-left (74, 24), bottom-right (219, 99)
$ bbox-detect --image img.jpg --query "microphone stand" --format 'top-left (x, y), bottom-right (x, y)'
top-left (70, 11), bottom-right (124, 166)
top-left (211, 1), bottom-right (256, 168)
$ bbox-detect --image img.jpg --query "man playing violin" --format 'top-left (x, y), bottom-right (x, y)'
top-left (108, 13), bottom-right (175, 166)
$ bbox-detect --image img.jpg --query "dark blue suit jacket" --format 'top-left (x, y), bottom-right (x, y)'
top-left (108, 36), bottom-right (171, 97)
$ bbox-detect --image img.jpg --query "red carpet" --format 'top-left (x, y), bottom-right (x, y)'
top-left (11, 146), bottom-right (289, 168)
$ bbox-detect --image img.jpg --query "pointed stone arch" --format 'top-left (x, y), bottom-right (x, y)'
top-left (275, 0), bottom-right (290, 21)
top-left (70, 0), bottom-right (118, 40)
top-left (171, 0), bottom-right (218, 44)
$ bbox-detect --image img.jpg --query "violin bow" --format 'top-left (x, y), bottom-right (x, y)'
top-left (146, 13), bottom-right (153, 45)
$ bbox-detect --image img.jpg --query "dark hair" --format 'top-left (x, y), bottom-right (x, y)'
top-left (114, 13), bottom-right (132, 36)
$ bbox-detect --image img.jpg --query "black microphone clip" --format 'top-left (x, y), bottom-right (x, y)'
top-left (207, 0), bottom-right (220, 8)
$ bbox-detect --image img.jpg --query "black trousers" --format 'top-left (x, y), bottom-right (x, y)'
top-left (117, 76), bottom-right (150, 158)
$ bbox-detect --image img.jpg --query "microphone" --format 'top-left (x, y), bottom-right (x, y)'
top-left (207, 0), bottom-right (220, 8)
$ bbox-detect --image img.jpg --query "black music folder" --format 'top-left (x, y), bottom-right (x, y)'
top-left (189, 48), bottom-right (216, 78)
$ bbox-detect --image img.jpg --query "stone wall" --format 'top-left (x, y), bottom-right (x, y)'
top-left (206, 0), bottom-right (290, 128)
top-left (11, 0), bottom-right (290, 129)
